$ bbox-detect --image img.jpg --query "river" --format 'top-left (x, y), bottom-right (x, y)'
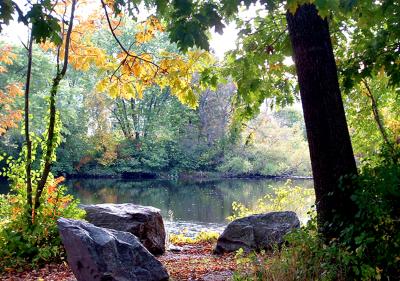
top-left (0, 178), bottom-right (313, 237)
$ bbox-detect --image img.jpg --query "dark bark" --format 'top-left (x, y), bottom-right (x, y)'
top-left (24, 33), bottom-right (33, 218)
top-left (286, 4), bottom-right (358, 239)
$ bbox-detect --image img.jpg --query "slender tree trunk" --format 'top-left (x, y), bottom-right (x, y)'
top-left (34, 0), bottom-right (77, 210)
top-left (35, 75), bottom-right (60, 210)
top-left (130, 98), bottom-right (140, 140)
top-left (113, 106), bottom-right (130, 139)
top-left (24, 33), bottom-right (33, 219)
top-left (361, 79), bottom-right (393, 153)
top-left (286, 4), bottom-right (358, 239)
top-left (121, 99), bottom-right (133, 138)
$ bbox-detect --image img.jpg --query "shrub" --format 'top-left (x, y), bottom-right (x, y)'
top-left (335, 153), bottom-right (400, 279)
top-left (233, 151), bottom-right (400, 281)
top-left (217, 156), bottom-right (253, 174)
top-left (227, 180), bottom-right (315, 224)
top-left (233, 219), bottom-right (347, 281)
top-left (0, 153), bottom-right (85, 270)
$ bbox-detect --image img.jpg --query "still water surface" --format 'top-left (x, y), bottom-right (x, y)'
top-left (65, 178), bottom-right (313, 236)
top-left (0, 178), bottom-right (313, 236)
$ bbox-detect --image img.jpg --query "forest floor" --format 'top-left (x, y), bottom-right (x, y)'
top-left (0, 241), bottom-right (237, 281)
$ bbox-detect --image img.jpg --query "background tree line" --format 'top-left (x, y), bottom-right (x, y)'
top-left (0, 32), bottom-right (311, 178)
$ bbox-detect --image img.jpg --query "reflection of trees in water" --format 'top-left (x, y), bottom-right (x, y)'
top-left (66, 179), bottom-right (314, 224)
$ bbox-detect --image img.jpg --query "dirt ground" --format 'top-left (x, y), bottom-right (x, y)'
top-left (0, 242), bottom-right (236, 281)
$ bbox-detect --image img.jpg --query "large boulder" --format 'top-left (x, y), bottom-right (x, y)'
top-left (214, 211), bottom-right (300, 254)
top-left (58, 218), bottom-right (169, 281)
top-left (82, 203), bottom-right (166, 255)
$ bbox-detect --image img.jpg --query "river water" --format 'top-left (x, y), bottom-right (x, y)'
top-left (0, 178), bottom-right (313, 237)
top-left (64, 178), bottom-right (313, 237)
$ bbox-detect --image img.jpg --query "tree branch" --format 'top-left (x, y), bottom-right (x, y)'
top-left (100, 0), bottom-right (160, 69)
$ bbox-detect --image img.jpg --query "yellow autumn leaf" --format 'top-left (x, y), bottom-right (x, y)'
top-left (109, 83), bottom-right (119, 98)
top-left (96, 79), bottom-right (109, 93)
top-left (134, 83), bottom-right (144, 99)
top-left (122, 83), bottom-right (135, 99)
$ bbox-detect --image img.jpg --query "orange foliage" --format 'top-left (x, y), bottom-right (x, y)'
top-left (39, 0), bottom-right (213, 108)
top-left (43, 176), bottom-right (71, 220)
top-left (0, 46), bottom-right (23, 136)
top-left (135, 16), bottom-right (165, 44)
top-left (75, 155), bottom-right (94, 171)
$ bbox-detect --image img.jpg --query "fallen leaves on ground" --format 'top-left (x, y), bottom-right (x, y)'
top-left (159, 241), bottom-right (237, 280)
top-left (0, 242), bottom-right (236, 281)
top-left (0, 263), bottom-right (75, 281)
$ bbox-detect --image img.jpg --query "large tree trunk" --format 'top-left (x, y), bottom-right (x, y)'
top-left (286, 4), bottom-right (358, 239)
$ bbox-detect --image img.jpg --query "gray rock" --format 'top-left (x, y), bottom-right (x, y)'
top-left (82, 203), bottom-right (166, 255)
top-left (214, 211), bottom-right (300, 254)
top-left (58, 218), bottom-right (169, 281)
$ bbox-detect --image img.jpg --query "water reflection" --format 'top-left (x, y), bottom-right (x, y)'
top-left (65, 178), bottom-right (313, 235)
top-left (0, 178), bottom-right (313, 235)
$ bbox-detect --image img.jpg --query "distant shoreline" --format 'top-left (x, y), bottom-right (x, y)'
top-left (60, 171), bottom-right (313, 181)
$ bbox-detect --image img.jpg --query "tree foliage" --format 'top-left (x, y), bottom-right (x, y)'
top-left (0, 46), bottom-right (23, 135)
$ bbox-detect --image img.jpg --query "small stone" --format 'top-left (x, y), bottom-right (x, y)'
top-left (167, 244), bottom-right (183, 252)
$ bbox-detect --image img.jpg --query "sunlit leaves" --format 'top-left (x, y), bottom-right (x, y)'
top-left (0, 46), bottom-right (23, 136)
top-left (94, 48), bottom-right (213, 107)
top-left (0, 45), bottom-right (16, 65)
top-left (135, 16), bottom-right (164, 44)
top-left (35, 0), bottom-right (216, 108)
top-left (344, 72), bottom-right (400, 158)
top-left (64, 12), bottom-right (213, 108)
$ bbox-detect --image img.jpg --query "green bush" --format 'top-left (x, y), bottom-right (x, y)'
top-left (227, 180), bottom-right (315, 224)
top-left (335, 153), bottom-right (400, 279)
top-left (233, 152), bottom-right (400, 281)
top-left (218, 156), bottom-right (253, 174)
top-left (0, 153), bottom-right (85, 270)
top-left (233, 218), bottom-right (347, 281)
top-left (217, 117), bottom-right (312, 177)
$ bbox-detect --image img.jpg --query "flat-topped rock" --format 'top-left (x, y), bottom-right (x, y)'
top-left (58, 218), bottom-right (169, 281)
top-left (81, 203), bottom-right (166, 255)
top-left (214, 211), bottom-right (300, 254)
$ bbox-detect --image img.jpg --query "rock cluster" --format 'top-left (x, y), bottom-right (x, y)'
top-left (58, 218), bottom-right (169, 281)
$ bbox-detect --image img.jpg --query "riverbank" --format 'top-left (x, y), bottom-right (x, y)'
top-left (0, 241), bottom-right (236, 281)
top-left (61, 170), bottom-right (312, 181)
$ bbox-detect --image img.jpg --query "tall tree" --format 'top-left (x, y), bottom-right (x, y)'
top-left (142, 0), bottom-right (362, 239)
top-left (285, 4), bottom-right (357, 238)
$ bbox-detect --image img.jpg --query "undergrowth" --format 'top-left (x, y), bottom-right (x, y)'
top-left (233, 151), bottom-right (400, 281)
top-left (0, 152), bottom-right (85, 270)
top-left (169, 230), bottom-right (220, 244)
